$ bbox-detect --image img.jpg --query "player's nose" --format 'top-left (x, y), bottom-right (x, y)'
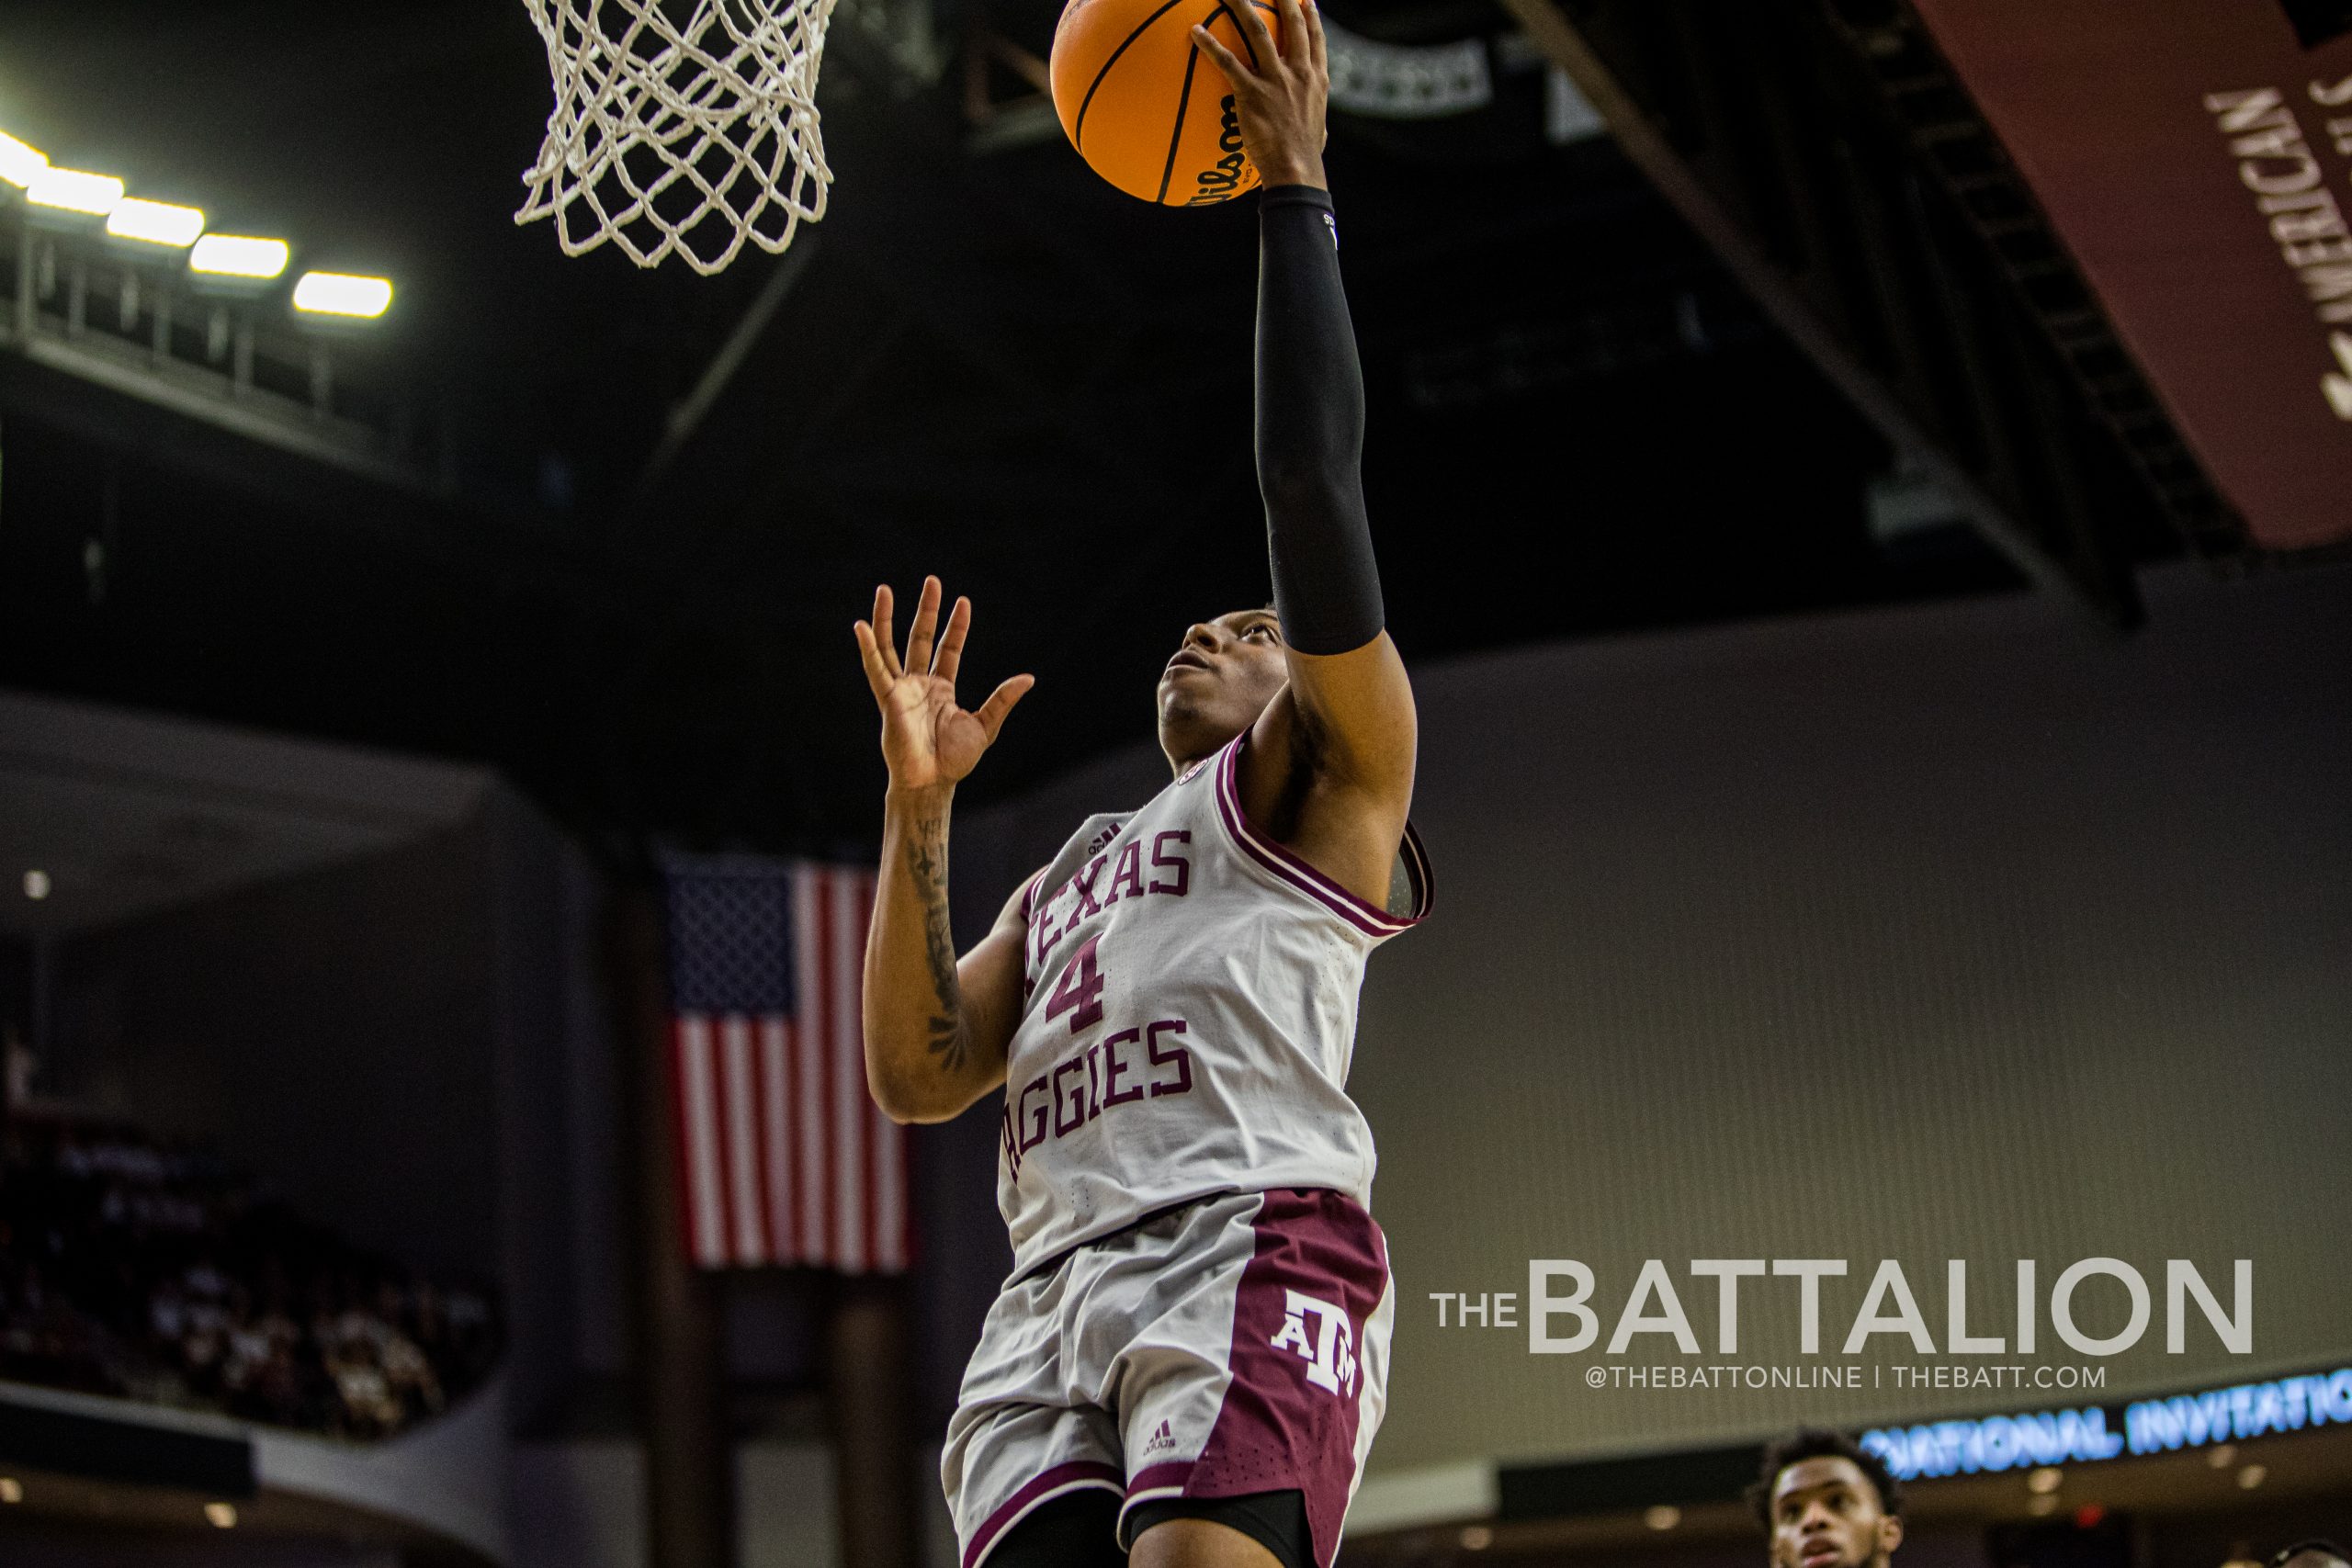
top-left (1180, 621), bottom-right (1222, 653)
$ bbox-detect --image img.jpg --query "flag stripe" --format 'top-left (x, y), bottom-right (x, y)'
top-left (831, 869), bottom-right (866, 1275)
top-left (676, 1017), bottom-right (728, 1268)
top-left (796, 867), bottom-right (826, 1263)
top-left (721, 1016), bottom-right (765, 1266)
top-left (761, 1015), bottom-right (792, 1264)
top-left (744, 1017), bottom-right (776, 1265)
top-left (707, 1016), bottom-right (741, 1266)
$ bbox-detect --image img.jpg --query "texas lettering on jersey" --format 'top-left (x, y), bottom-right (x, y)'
top-left (1023, 827), bottom-right (1193, 992)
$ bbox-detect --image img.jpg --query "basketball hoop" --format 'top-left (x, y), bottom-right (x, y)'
top-left (516, 0), bottom-right (839, 276)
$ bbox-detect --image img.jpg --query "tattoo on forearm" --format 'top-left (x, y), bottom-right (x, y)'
top-left (906, 816), bottom-right (971, 1072)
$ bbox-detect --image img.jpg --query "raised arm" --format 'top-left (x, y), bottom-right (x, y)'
top-left (1194, 0), bottom-right (1417, 905)
top-left (855, 578), bottom-right (1036, 1123)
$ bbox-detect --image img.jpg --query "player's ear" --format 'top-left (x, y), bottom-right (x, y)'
top-left (1877, 1515), bottom-right (1903, 1558)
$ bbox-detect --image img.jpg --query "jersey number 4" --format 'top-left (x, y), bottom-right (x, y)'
top-left (1042, 934), bottom-right (1106, 1033)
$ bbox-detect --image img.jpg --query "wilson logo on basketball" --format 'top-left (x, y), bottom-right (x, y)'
top-left (1186, 96), bottom-right (1252, 207)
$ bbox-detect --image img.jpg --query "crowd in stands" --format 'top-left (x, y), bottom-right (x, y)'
top-left (0, 1110), bottom-right (499, 1438)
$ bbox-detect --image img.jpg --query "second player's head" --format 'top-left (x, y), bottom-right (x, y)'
top-left (1156, 606), bottom-right (1288, 771)
top-left (1751, 1429), bottom-right (1904, 1568)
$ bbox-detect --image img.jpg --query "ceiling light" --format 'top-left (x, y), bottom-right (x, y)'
top-left (0, 131), bottom-right (45, 188)
top-left (2026, 1466), bottom-right (2063, 1495)
top-left (1644, 1505), bottom-right (1681, 1531)
top-left (189, 234), bottom-right (288, 279)
top-left (203, 1501), bottom-right (237, 1528)
top-left (22, 871), bottom-right (50, 901)
top-left (2027, 1493), bottom-right (2059, 1517)
top-left (27, 165), bottom-right (124, 217)
top-left (292, 271), bottom-right (392, 318)
top-left (0, 1477), bottom-right (20, 1504)
top-left (1457, 1525), bottom-right (1493, 1551)
top-left (2236, 1462), bottom-right (2267, 1490)
top-left (107, 197), bottom-right (205, 247)
top-left (2207, 1443), bottom-right (2235, 1467)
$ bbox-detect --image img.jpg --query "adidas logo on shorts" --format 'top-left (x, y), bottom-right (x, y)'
top-left (1268, 1289), bottom-right (1358, 1397)
top-left (1143, 1419), bottom-right (1177, 1455)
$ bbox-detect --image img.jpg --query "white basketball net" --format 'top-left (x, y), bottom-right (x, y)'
top-left (516, 0), bottom-right (838, 275)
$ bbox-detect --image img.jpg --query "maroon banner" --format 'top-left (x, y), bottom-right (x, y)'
top-left (1909, 0), bottom-right (2352, 551)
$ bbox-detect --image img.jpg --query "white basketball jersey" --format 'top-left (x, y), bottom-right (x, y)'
top-left (996, 728), bottom-right (1431, 1276)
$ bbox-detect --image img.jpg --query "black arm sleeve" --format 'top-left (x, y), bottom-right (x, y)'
top-left (1257, 185), bottom-right (1385, 657)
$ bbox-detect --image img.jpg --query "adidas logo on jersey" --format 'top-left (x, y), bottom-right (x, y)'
top-left (1143, 1419), bottom-right (1178, 1455)
top-left (1269, 1289), bottom-right (1359, 1397)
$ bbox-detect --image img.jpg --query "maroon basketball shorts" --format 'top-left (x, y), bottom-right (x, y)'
top-left (942, 1188), bottom-right (1396, 1568)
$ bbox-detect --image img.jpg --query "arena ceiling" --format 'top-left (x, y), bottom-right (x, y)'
top-left (0, 0), bottom-right (2188, 859)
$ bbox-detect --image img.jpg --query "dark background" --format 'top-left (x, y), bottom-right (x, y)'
top-left (0, 0), bottom-right (2061, 863)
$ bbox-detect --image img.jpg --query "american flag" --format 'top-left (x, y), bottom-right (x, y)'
top-left (664, 856), bottom-right (910, 1273)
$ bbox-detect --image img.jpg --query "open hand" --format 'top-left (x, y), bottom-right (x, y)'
top-left (1189, 0), bottom-right (1329, 190)
top-left (854, 578), bottom-right (1035, 793)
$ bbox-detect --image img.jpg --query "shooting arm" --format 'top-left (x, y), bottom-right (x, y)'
top-left (1253, 186), bottom-right (1416, 816)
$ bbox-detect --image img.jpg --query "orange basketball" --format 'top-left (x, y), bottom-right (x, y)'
top-left (1050, 0), bottom-right (1283, 207)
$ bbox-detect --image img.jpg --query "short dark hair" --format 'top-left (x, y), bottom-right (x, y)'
top-left (1748, 1428), bottom-right (1904, 1528)
top-left (2272, 1543), bottom-right (2351, 1568)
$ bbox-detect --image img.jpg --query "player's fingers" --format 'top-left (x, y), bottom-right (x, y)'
top-left (1190, 22), bottom-right (1250, 86)
top-left (1221, 0), bottom-right (1277, 73)
top-left (932, 596), bottom-right (973, 683)
top-left (1302, 0), bottom-right (1327, 73)
top-left (975, 674), bottom-right (1035, 745)
top-left (871, 584), bottom-right (902, 679)
top-left (1270, 0), bottom-right (1307, 70)
top-left (905, 574), bottom-right (944, 674)
top-left (854, 621), bottom-right (894, 701)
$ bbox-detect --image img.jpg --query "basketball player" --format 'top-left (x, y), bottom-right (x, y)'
top-left (1750, 1429), bottom-right (1905, 1568)
top-left (853, 0), bottom-right (1424, 1563)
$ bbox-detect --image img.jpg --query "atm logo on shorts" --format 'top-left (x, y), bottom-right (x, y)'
top-left (1268, 1290), bottom-right (1358, 1397)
